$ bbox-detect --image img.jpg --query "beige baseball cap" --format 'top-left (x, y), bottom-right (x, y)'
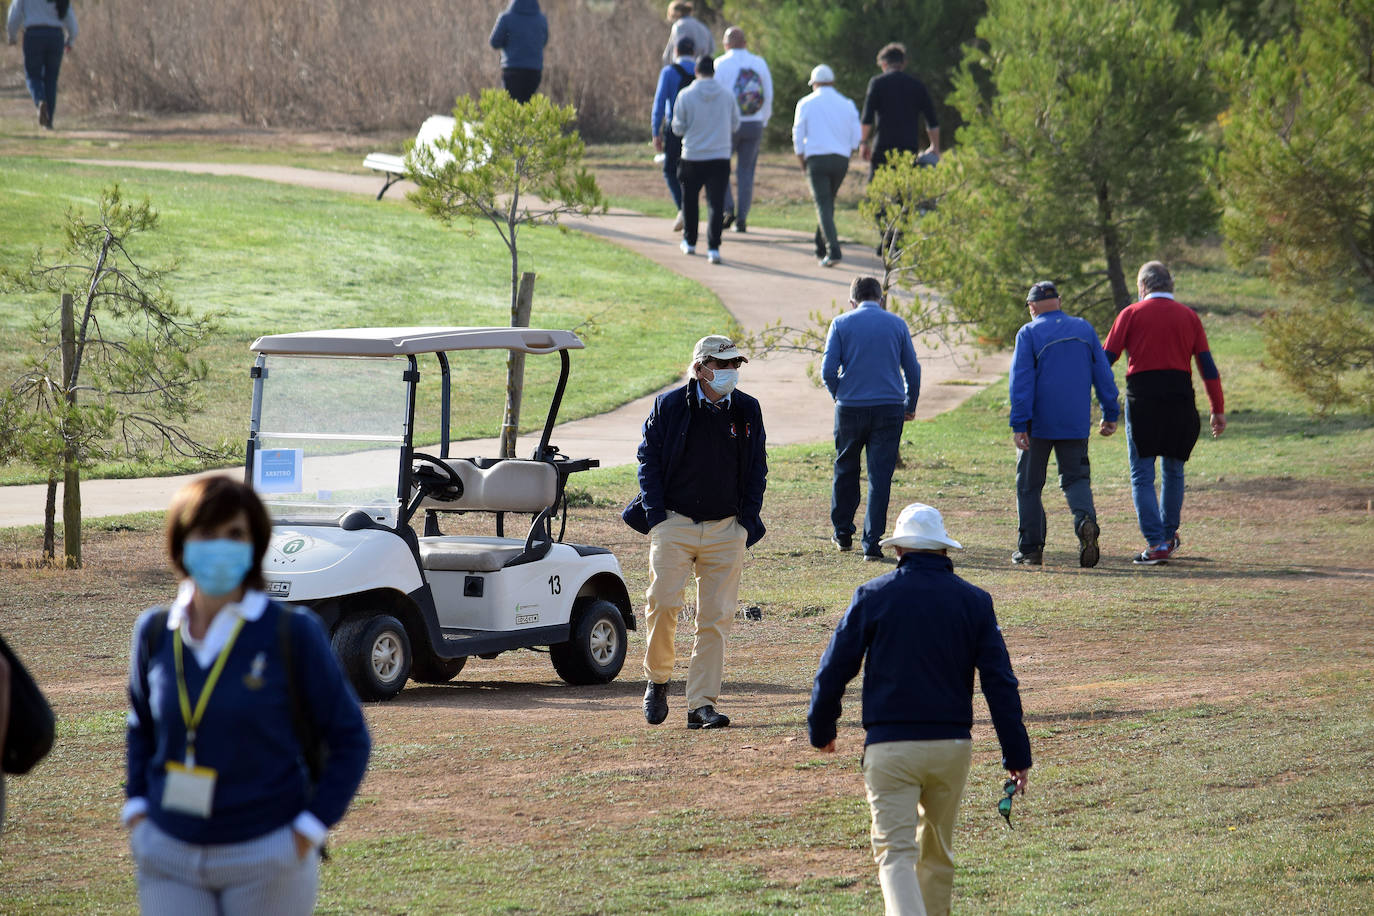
top-left (693, 335), bottom-right (749, 363)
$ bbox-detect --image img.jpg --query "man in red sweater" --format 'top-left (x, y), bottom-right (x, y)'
top-left (1104, 261), bottom-right (1226, 565)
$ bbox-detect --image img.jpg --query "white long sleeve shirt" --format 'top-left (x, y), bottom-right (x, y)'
top-left (7, 0), bottom-right (77, 44)
top-left (792, 86), bottom-right (861, 158)
top-left (713, 48), bottom-right (773, 126)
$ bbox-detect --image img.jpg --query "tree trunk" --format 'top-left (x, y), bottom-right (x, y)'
top-left (1097, 181), bottom-right (1131, 311)
top-left (42, 477), bottom-right (57, 564)
top-left (500, 272), bottom-right (537, 458)
top-left (59, 292), bottom-right (82, 569)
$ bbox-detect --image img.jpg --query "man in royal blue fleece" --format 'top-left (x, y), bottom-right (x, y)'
top-left (623, 335), bottom-right (767, 730)
top-left (1008, 281), bottom-right (1119, 568)
top-left (809, 502), bottom-right (1031, 916)
top-left (822, 275), bottom-right (921, 562)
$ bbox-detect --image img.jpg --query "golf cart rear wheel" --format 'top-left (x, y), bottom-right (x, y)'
top-left (333, 615), bottom-right (412, 701)
top-left (551, 599), bottom-right (627, 685)
top-left (411, 654), bottom-right (468, 684)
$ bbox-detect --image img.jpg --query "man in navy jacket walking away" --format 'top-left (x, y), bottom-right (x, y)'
top-left (623, 336), bottom-right (767, 730)
top-left (1007, 281), bottom-right (1119, 567)
top-left (489, 0), bottom-right (548, 103)
top-left (809, 502), bottom-right (1031, 916)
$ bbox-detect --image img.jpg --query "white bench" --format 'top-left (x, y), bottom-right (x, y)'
top-left (416, 458), bottom-right (560, 572)
top-left (363, 114), bottom-right (458, 200)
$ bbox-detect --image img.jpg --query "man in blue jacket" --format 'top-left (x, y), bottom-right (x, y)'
top-left (489, 0), bottom-right (548, 103)
top-left (822, 276), bottom-right (921, 562)
top-left (622, 335), bottom-right (767, 730)
top-left (1008, 281), bottom-right (1119, 568)
top-left (809, 502), bottom-right (1031, 916)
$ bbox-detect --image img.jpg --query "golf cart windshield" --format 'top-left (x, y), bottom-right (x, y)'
top-left (251, 355), bottom-right (409, 522)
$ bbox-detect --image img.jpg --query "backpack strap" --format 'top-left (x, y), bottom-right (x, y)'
top-left (276, 604), bottom-right (326, 784)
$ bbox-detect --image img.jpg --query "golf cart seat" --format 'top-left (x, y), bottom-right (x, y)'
top-left (417, 458), bottom-right (558, 514)
top-left (418, 536), bottom-right (530, 572)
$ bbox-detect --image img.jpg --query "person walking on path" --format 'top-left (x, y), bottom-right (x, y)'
top-left (488, 0), bottom-right (549, 103)
top-left (7, 0), bottom-right (77, 130)
top-left (714, 27), bottom-right (773, 233)
top-left (1104, 261), bottom-right (1226, 566)
top-left (860, 42), bottom-right (941, 176)
top-left (124, 477), bottom-right (370, 915)
top-left (660, 1), bottom-right (713, 68)
top-left (622, 336), bottom-right (767, 731)
top-left (809, 502), bottom-right (1032, 916)
top-left (672, 54), bottom-right (739, 265)
top-left (652, 36), bottom-right (696, 233)
top-left (1008, 281), bottom-right (1120, 568)
top-left (792, 64), bottom-right (862, 268)
top-left (822, 275), bottom-right (921, 562)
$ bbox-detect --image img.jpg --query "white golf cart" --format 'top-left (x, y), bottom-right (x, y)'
top-left (244, 326), bottom-right (633, 701)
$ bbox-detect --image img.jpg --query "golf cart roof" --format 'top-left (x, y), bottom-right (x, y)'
top-left (249, 327), bottom-right (585, 357)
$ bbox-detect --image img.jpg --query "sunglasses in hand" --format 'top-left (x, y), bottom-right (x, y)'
top-left (998, 778), bottom-right (1017, 829)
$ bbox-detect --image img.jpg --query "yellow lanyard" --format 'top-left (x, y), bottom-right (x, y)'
top-left (173, 615), bottom-right (245, 764)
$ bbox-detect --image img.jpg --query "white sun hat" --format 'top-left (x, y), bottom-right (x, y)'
top-left (878, 502), bottom-right (964, 550)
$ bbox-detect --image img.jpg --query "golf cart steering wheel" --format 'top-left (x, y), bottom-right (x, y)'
top-left (411, 452), bottom-right (464, 501)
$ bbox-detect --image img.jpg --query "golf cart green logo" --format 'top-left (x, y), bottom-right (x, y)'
top-left (281, 537), bottom-right (306, 555)
top-left (515, 604), bottom-right (539, 625)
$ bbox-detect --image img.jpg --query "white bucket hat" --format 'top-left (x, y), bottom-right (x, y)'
top-left (878, 502), bottom-right (963, 550)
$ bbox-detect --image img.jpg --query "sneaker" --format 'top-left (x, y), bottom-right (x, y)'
top-left (732, 219), bottom-right (747, 233)
top-left (819, 256), bottom-right (840, 268)
top-left (1132, 545), bottom-right (1171, 566)
top-left (672, 211), bottom-right (684, 231)
top-left (680, 240), bottom-right (695, 255)
top-left (863, 551), bottom-right (884, 563)
top-left (1167, 534), bottom-right (1181, 555)
top-left (1077, 519), bottom-right (1101, 569)
top-left (830, 533), bottom-right (852, 552)
top-left (722, 211), bottom-right (735, 230)
top-left (707, 249), bottom-right (721, 265)
top-left (1011, 550), bottom-right (1043, 566)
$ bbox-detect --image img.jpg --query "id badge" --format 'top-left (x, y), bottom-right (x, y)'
top-left (163, 760), bottom-right (218, 818)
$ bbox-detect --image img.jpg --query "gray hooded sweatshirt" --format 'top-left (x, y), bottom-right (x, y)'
top-left (670, 76), bottom-right (740, 162)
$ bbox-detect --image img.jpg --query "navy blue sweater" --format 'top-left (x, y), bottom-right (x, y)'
top-left (808, 553), bottom-right (1032, 771)
top-left (489, 0), bottom-right (548, 71)
top-left (622, 378), bottom-right (768, 547)
top-left (127, 601), bottom-right (371, 845)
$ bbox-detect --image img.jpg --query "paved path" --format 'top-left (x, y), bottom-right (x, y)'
top-left (0, 159), bottom-right (1007, 527)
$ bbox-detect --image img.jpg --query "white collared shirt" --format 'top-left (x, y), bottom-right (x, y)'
top-left (1143, 291), bottom-right (1176, 301)
top-left (166, 580), bottom-right (269, 669)
top-left (792, 86), bottom-right (862, 158)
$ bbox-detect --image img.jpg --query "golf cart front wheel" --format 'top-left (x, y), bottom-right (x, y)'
top-left (333, 614), bottom-right (412, 701)
top-left (551, 599), bottom-right (627, 685)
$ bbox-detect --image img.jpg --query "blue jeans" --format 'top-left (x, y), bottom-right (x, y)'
top-left (832, 404), bottom-right (905, 555)
top-left (23, 26), bottom-right (65, 118)
top-left (661, 130), bottom-right (683, 210)
top-left (1015, 437), bottom-right (1095, 553)
top-left (1125, 401), bottom-right (1186, 547)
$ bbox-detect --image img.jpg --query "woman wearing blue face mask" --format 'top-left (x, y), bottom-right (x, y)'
top-left (124, 477), bottom-right (371, 915)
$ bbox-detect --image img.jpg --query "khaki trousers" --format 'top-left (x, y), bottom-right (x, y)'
top-left (863, 739), bottom-right (973, 916)
top-left (642, 513), bottom-right (746, 710)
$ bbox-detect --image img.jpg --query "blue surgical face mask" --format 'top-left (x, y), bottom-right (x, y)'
top-left (706, 368), bottom-right (738, 396)
top-left (182, 539), bottom-right (255, 597)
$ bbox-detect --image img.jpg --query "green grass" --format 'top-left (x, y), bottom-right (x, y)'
top-left (0, 157), bottom-right (724, 483)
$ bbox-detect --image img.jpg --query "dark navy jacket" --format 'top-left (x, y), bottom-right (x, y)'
top-left (489, 0), bottom-right (548, 71)
top-left (808, 553), bottom-right (1032, 771)
top-left (622, 378), bottom-right (768, 547)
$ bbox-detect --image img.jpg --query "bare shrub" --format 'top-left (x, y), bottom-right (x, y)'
top-left (59, 0), bottom-right (669, 140)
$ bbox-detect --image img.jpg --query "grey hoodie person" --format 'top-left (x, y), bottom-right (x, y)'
top-left (671, 76), bottom-right (739, 162)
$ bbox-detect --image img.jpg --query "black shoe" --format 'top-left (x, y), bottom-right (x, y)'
top-left (687, 705), bottom-right (730, 729)
top-left (732, 219), bottom-right (747, 233)
top-left (863, 551), bottom-right (884, 563)
top-left (38, 101), bottom-right (50, 128)
top-left (831, 533), bottom-right (852, 552)
top-left (722, 211), bottom-right (735, 230)
top-left (1077, 519), bottom-right (1100, 568)
top-left (1011, 549), bottom-right (1043, 566)
top-left (643, 681), bottom-right (668, 725)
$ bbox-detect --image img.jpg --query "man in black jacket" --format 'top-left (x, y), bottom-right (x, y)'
top-left (808, 502), bottom-right (1031, 916)
top-left (623, 335), bottom-right (767, 730)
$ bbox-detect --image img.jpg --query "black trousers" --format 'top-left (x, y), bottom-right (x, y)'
top-left (677, 158), bottom-right (731, 250)
top-left (501, 68), bottom-right (542, 103)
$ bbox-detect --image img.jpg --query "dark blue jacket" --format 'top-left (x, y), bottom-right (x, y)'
top-left (127, 601), bottom-right (371, 845)
top-left (489, 0), bottom-right (548, 71)
top-left (622, 378), bottom-right (768, 547)
top-left (1009, 309), bottom-right (1119, 438)
top-left (807, 553), bottom-right (1032, 771)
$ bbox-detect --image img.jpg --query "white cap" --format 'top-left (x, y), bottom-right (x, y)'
top-left (693, 335), bottom-right (749, 364)
top-left (809, 64), bottom-right (835, 85)
top-left (879, 503), bottom-right (963, 550)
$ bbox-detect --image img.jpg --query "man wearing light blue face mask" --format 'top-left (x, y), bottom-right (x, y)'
top-left (622, 335), bottom-right (768, 730)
